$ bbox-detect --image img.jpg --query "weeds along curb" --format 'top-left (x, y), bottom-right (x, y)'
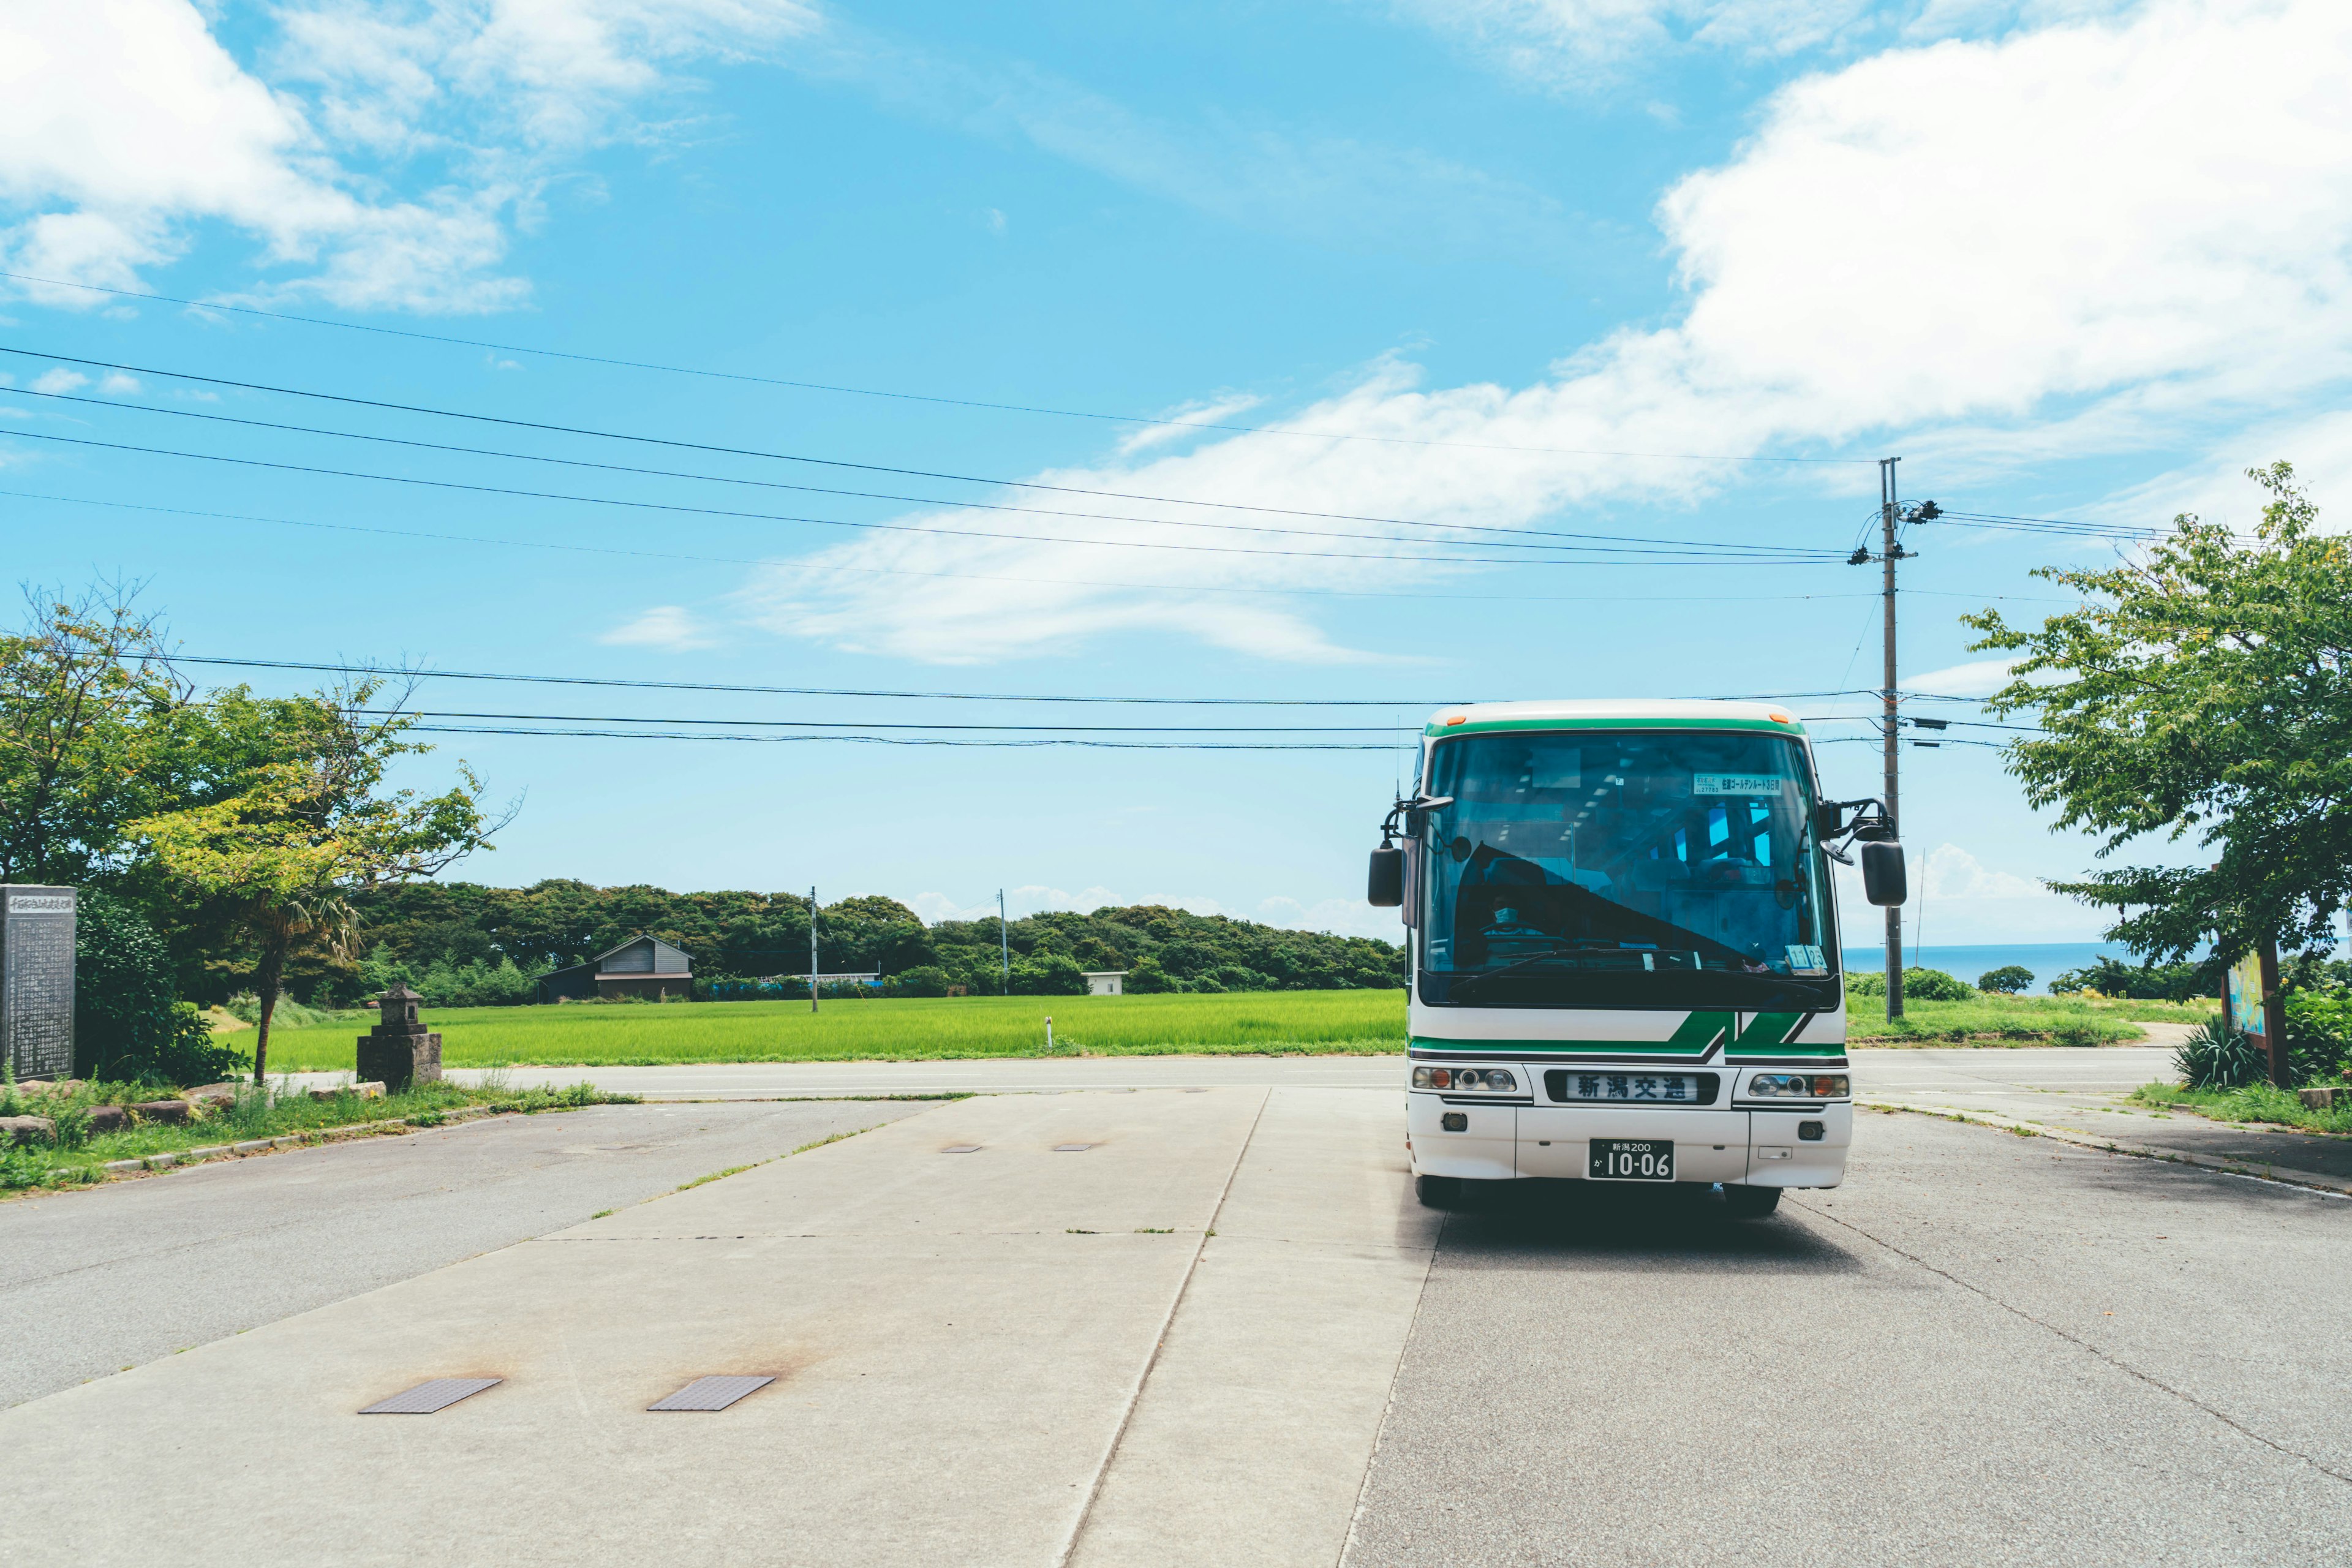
top-left (1860, 1099), bottom-right (2352, 1200)
top-left (81, 1102), bottom-right (521, 1182)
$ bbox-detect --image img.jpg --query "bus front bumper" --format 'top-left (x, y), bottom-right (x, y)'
top-left (1406, 1097), bottom-right (1850, 1188)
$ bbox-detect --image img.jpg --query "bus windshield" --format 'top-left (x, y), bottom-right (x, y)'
top-left (1417, 728), bottom-right (1838, 1010)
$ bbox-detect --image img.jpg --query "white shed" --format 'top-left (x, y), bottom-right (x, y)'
top-left (1082, 970), bottom-right (1128, 997)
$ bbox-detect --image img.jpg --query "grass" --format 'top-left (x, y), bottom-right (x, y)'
top-left (0, 1076), bottom-right (638, 1196)
top-left (259, 990), bottom-right (1411, 1070)
top-left (2129, 1081), bottom-right (2352, 1136)
top-left (244, 986), bottom-right (2217, 1068)
top-left (1845, 993), bottom-right (2204, 1046)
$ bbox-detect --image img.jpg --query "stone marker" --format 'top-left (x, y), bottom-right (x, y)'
top-left (356, 983), bottom-right (442, 1091)
top-left (1, 885), bottom-right (76, 1081)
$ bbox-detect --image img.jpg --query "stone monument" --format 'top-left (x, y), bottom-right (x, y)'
top-left (1, 885), bottom-right (76, 1081)
top-left (356, 982), bottom-right (442, 1091)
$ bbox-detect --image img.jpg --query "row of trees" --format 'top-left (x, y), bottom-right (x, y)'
top-left (3, 587), bottom-right (494, 1081)
top-left (347, 883), bottom-right (1408, 1000)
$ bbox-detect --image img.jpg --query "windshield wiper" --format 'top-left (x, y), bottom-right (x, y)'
top-left (1449, 946), bottom-right (1627, 995)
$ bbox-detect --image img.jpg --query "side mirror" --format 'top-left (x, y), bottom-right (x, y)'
top-left (1814, 802), bottom-right (1845, 840)
top-left (1367, 845), bottom-right (1405, 907)
top-left (1860, 840), bottom-right (1907, 906)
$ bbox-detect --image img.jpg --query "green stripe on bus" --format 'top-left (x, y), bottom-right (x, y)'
top-left (1423, 715), bottom-right (1806, 738)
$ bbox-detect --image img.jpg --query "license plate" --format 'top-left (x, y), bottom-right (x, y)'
top-left (1589, 1139), bottom-right (1674, 1182)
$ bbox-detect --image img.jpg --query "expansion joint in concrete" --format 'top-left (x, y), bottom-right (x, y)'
top-left (1055, 1088), bottom-right (1272, 1568)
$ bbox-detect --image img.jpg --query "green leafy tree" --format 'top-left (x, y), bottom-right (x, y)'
top-left (0, 585), bottom-right (186, 883)
top-left (131, 679), bottom-right (498, 1081)
top-left (1976, 965), bottom-right (2034, 995)
top-left (1967, 464), bottom-right (2352, 964)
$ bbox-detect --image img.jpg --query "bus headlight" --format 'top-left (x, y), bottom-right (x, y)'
top-left (1746, 1073), bottom-right (1849, 1099)
top-left (1413, 1066), bottom-right (1518, 1093)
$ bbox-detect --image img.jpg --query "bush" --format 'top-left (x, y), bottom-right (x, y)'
top-left (887, 965), bottom-right (952, 998)
top-left (1977, 965), bottom-right (2034, 994)
top-left (1126, 957), bottom-right (1172, 994)
top-left (2175, 1016), bottom-right (2267, 1090)
top-left (75, 892), bottom-right (247, 1084)
top-left (1847, 967), bottom-right (1971, 1000)
top-left (1009, 953), bottom-right (1087, 997)
top-left (2050, 954), bottom-right (2225, 1000)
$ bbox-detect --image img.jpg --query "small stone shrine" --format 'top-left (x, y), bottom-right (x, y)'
top-left (356, 982), bottom-right (442, 1091)
top-left (1, 885), bottom-right (77, 1080)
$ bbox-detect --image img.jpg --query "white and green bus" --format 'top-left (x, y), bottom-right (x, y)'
top-left (1368, 700), bottom-right (1906, 1217)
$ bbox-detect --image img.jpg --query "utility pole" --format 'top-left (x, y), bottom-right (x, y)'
top-left (1880, 458), bottom-right (1905, 1021)
top-left (1851, 459), bottom-right (1933, 1022)
top-left (998, 889), bottom-right (1010, 993)
top-left (809, 885), bottom-right (820, 1014)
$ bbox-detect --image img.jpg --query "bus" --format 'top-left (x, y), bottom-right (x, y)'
top-left (1367, 700), bottom-right (1906, 1217)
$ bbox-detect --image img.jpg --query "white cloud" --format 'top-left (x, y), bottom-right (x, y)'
top-left (1905, 658), bottom-right (2019, 697)
top-left (28, 368), bottom-right (86, 395)
top-left (1833, 841), bottom-right (2101, 943)
top-left (761, 0), bottom-right (2352, 665)
top-left (97, 372), bottom-right (139, 395)
top-left (598, 604), bottom-right (717, 649)
top-left (0, 0), bottom-right (816, 311)
top-left (1389, 0), bottom-right (2143, 86)
top-left (1115, 392), bottom-right (1268, 456)
top-left (1390, 0), bottom-right (1877, 84)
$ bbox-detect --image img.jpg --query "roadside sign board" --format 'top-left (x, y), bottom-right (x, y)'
top-left (2225, 951), bottom-right (2267, 1038)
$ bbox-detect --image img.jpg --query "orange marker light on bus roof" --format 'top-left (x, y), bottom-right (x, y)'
top-left (1768, 709), bottom-right (1794, 724)
top-left (1444, 714), bottom-right (1468, 725)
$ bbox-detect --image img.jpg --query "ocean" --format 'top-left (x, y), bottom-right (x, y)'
top-left (1842, 942), bottom-right (2155, 996)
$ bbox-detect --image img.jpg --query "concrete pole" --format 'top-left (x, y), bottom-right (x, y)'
top-left (1882, 457), bottom-right (1905, 1023)
top-left (810, 885), bottom-right (820, 1014)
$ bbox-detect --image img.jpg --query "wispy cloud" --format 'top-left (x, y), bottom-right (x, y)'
top-left (0, 0), bottom-right (817, 312)
top-left (598, 604), bottom-right (718, 650)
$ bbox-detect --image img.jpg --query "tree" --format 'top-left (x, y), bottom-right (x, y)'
top-left (0, 584), bottom-right (186, 883)
top-left (1966, 464), bottom-right (2352, 968)
top-left (131, 677), bottom-right (498, 1081)
top-left (1977, 965), bottom-right (2034, 995)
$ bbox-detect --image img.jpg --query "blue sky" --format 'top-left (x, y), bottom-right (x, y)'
top-left (5, 0), bottom-right (2350, 948)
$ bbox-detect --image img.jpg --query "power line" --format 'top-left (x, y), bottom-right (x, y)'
top-left (166, 654), bottom-right (1972, 708)
top-left (0, 345), bottom-right (1863, 544)
top-left (404, 725), bottom-right (1399, 750)
top-left (0, 271), bottom-right (1877, 466)
top-left (1, 488), bottom-right (1894, 606)
top-left (8, 386), bottom-right (1839, 559)
top-left (0, 428), bottom-right (1844, 567)
top-left (373, 709), bottom-right (1418, 734)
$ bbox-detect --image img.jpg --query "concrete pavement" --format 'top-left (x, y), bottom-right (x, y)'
top-left (0, 1098), bottom-right (922, 1409)
top-left (7, 1057), bottom-right (2350, 1566)
top-left (1856, 1046), bottom-right (2352, 1185)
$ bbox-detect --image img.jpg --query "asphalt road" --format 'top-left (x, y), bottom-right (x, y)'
top-left (1346, 1109), bottom-right (2352, 1566)
top-left (0, 1098), bottom-right (920, 1409)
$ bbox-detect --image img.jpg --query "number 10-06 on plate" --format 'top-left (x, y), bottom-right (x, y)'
top-left (1589, 1139), bottom-right (1673, 1181)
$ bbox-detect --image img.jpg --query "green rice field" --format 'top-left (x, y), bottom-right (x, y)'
top-left (258, 990), bottom-right (1412, 1069)
top-left (251, 986), bottom-right (2195, 1071)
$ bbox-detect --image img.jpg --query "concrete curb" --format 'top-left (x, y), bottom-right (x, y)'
top-left (86, 1104), bottom-right (511, 1180)
top-left (1860, 1099), bottom-right (2352, 1199)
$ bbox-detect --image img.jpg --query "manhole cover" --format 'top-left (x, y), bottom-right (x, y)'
top-left (360, 1378), bottom-right (500, 1414)
top-left (941, 1144), bottom-right (981, 1153)
top-left (649, 1375), bottom-right (775, 1411)
top-left (1054, 1144), bottom-right (1095, 1152)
